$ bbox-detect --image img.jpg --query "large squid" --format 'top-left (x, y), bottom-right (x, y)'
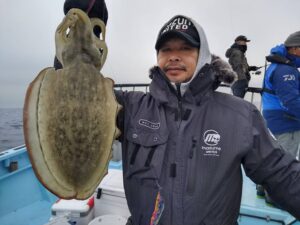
top-left (23, 8), bottom-right (121, 200)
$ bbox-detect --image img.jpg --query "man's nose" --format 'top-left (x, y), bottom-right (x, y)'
top-left (169, 54), bottom-right (180, 61)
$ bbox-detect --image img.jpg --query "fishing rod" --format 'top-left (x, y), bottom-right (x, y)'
top-left (256, 64), bottom-right (271, 69)
top-left (251, 63), bottom-right (271, 75)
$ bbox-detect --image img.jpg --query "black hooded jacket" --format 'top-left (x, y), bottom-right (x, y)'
top-left (113, 14), bottom-right (300, 225)
top-left (115, 56), bottom-right (300, 225)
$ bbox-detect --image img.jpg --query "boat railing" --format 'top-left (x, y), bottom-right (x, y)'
top-left (114, 83), bottom-right (150, 92)
top-left (114, 83), bottom-right (263, 110)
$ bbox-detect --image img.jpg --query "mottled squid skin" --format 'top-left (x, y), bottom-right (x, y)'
top-left (23, 8), bottom-right (121, 199)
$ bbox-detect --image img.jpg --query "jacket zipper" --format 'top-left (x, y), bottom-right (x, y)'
top-left (175, 83), bottom-right (183, 122)
top-left (173, 83), bottom-right (186, 223)
top-left (187, 137), bottom-right (197, 195)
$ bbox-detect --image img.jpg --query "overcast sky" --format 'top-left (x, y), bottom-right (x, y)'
top-left (0, 0), bottom-right (299, 108)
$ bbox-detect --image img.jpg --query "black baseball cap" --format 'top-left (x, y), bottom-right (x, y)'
top-left (155, 15), bottom-right (200, 50)
top-left (235, 35), bottom-right (250, 42)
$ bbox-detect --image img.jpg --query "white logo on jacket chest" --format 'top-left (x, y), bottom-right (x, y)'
top-left (202, 130), bottom-right (222, 157)
top-left (203, 130), bottom-right (220, 146)
top-left (138, 119), bottom-right (160, 129)
top-left (283, 74), bottom-right (295, 81)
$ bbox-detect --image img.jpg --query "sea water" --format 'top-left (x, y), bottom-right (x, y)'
top-left (0, 108), bottom-right (24, 151)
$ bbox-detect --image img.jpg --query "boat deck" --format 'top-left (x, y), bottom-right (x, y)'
top-left (1, 200), bottom-right (54, 225)
top-left (1, 145), bottom-right (299, 225)
top-left (240, 174), bottom-right (299, 224)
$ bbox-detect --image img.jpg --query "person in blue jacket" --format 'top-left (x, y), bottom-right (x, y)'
top-left (262, 31), bottom-right (300, 159)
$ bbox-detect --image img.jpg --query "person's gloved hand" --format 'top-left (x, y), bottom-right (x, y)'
top-left (248, 66), bottom-right (260, 71)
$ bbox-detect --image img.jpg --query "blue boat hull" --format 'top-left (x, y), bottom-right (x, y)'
top-left (0, 146), bottom-right (58, 225)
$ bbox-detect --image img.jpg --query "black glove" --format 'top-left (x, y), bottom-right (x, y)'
top-left (248, 66), bottom-right (260, 71)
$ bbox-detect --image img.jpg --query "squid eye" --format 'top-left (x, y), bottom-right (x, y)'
top-left (93, 25), bottom-right (102, 39)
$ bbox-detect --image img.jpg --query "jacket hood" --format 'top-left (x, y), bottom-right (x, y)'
top-left (266, 44), bottom-right (298, 66)
top-left (188, 15), bottom-right (212, 78)
top-left (185, 16), bottom-right (236, 84)
top-left (270, 44), bottom-right (287, 57)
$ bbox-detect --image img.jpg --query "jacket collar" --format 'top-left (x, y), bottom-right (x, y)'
top-left (148, 55), bottom-right (237, 105)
